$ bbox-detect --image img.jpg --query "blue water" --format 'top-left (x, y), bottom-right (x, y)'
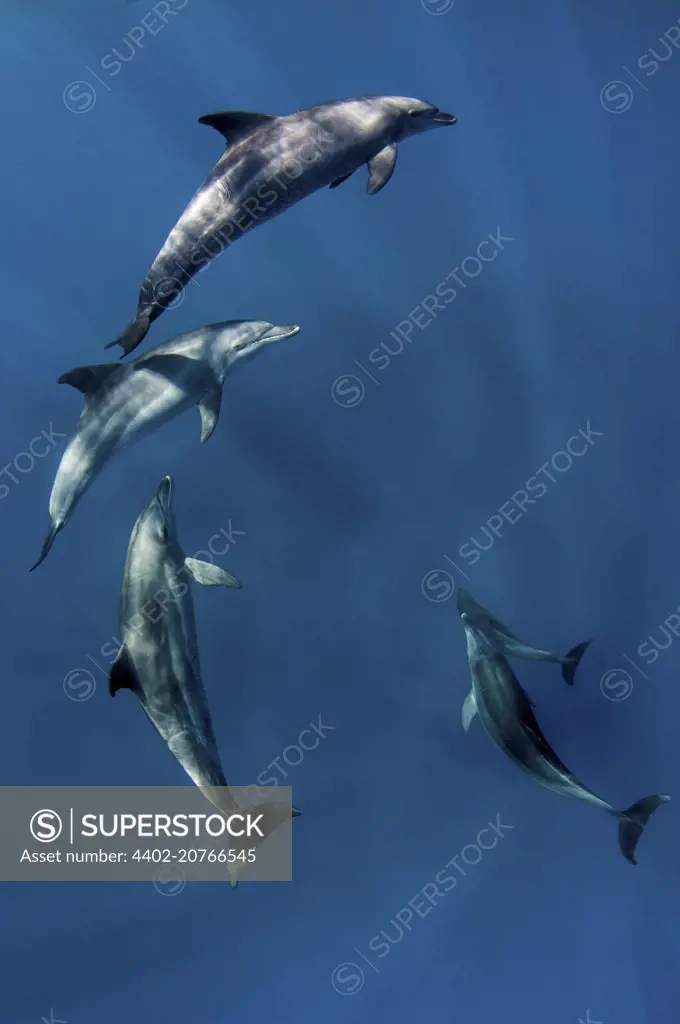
top-left (1, 1), bottom-right (680, 1021)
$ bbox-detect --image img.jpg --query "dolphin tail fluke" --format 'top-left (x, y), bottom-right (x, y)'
top-left (29, 523), bottom-right (61, 572)
top-left (617, 794), bottom-right (670, 865)
top-left (105, 312), bottom-right (151, 358)
top-left (561, 639), bottom-right (592, 686)
top-left (223, 802), bottom-right (299, 888)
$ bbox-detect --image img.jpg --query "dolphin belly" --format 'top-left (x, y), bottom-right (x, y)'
top-left (165, 728), bottom-right (228, 791)
top-left (115, 372), bottom-right (195, 448)
top-left (125, 623), bottom-right (225, 784)
top-left (58, 374), bottom-right (190, 512)
top-left (47, 434), bottom-right (97, 524)
top-left (121, 551), bottom-right (225, 786)
top-left (141, 186), bottom-right (227, 310)
top-left (473, 677), bottom-right (615, 815)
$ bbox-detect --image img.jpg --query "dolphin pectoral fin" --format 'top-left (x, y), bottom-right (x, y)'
top-left (184, 557), bottom-right (242, 589)
top-left (461, 689), bottom-right (478, 732)
top-left (108, 647), bottom-right (141, 697)
top-left (58, 364), bottom-right (119, 395)
top-left (366, 144), bottom-right (398, 195)
top-left (198, 111), bottom-right (276, 144)
top-left (561, 639), bottom-right (592, 686)
top-left (617, 794), bottom-right (670, 865)
top-left (198, 387), bottom-right (222, 443)
top-left (329, 172), bottom-right (354, 189)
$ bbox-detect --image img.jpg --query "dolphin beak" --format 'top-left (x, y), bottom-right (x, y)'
top-left (455, 588), bottom-right (470, 614)
top-left (260, 324), bottom-right (301, 344)
top-left (156, 475), bottom-right (173, 523)
top-left (433, 111), bottom-right (456, 125)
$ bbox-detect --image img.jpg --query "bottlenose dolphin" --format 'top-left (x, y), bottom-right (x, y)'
top-left (107, 95), bottom-right (456, 356)
top-left (30, 320), bottom-right (300, 571)
top-left (460, 612), bottom-right (669, 864)
top-left (456, 588), bottom-right (591, 731)
top-left (110, 476), bottom-right (300, 886)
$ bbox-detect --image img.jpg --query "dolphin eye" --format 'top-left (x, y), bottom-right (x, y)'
top-left (409, 110), bottom-right (422, 117)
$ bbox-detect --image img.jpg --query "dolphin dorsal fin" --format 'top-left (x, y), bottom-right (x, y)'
top-left (108, 646), bottom-right (141, 697)
top-left (198, 111), bottom-right (276, 144)
top-left (58, 364), bottom-right (118, 395)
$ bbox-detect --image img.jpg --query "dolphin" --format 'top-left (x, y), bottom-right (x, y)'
top-left (29, 320), bottom-right (300, 571)
top-left (456, 588), bottom-right (591, 732)
top-left (107, 95), bottom-right (456, 356)
top-left (109, 476), bottom-right (300, 886)
top-left (460, 612), bottom-right (669, 864)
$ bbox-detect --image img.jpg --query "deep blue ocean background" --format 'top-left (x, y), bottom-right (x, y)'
top-left (1, 1), bottom-right (680, 1021)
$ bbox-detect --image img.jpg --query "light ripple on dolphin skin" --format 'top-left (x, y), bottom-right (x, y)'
top-left (108, 96), bottom-right (456, 355)
top-left (30, 321), bottom-right (300, 572)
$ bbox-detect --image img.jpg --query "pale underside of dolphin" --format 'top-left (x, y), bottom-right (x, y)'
top-left (461, 615), bottom-right (669, 865)
top-left (110, 476), bottom-right (300, 886)
top-left (29, 320), bottom-right (299, 571)
top-left (456, 588), bottom-right (592, 732)
top-left (107, 95), bottom-right (456, 356)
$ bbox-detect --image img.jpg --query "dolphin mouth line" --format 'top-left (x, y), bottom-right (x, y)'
top-left (433, 112), bottom-right (457, 124)
top-left (156, 475), bottom-right (173, 523)
top-left (261, 324), bottom-right (301, 343)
